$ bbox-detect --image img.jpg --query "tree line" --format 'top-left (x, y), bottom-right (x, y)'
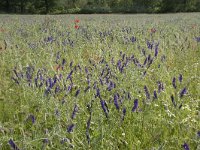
top-left (0, 0), bottom-right (200, 14)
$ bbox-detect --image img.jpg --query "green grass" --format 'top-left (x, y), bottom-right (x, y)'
top-left (0, 13), bottom-right (200, 150)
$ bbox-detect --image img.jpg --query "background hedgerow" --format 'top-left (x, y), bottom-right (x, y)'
top-left (0, 13), bottom-right (200, 150)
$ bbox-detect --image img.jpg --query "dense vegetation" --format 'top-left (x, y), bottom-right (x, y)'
top-left (0, 13), bottom-right (200, 149)
top-left (0, 0), bottom-right (200, 14)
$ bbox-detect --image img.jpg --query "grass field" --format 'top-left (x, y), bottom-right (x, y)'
top-left (0, 13), bottom-right (200, 150)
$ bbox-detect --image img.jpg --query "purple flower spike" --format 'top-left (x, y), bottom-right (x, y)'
top-left (153, 90), bottom-right (157, 99)
top-left (154, 45), bottom-right (158, 57)
top-left (75, 89), bottom-right (80, 97)
top-left (8, 139), bottom-right (20, 150)
top-left (171, 95), bottom-right (176, 107)
top-left (180, 87), bottom-right (187, 98)
top-left (86, 116), bottom-right (91, 144)
top-left (144, 86), bottom-right (150, 99)
top-left (62, 58), bottom-right (66, 66)
top-left (195, 37), bottom-right (200, 42)
top-left (122, 107), bottom-right (126, 121)
top-left (182, 142), bottom-right (190, 150)
top-left (179, 74), bottom-right (183, 82)
top-left (28, 114), bottom-right (36, 124)
top-left (172, 77), bottom-right (176, 89)
top-left (100, 100), bottom-right (108, 118)
top-left (114, 94), bottom-right (119, 110)
top-left (67, 124), bottom-right (75, 133)
top-left (197, 131), bottom-right (200, 137)
top-left (71, 104), bottom-right (78, 119)
top-left (70, 61), bottom-right (73, 68)
top-left (132, 99), bottom-right (138, 112)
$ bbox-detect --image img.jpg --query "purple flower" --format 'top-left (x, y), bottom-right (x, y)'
top-left (100, 100), bottom-right (108, 118)
top-left (179, 74), bottom-right (183, 82)
top-left (153, 90), bottom-right (157, 99)
top-left (127, 92), bottom-right (131, 100)
top-left (85, 67), bottom-right (89, 74)
top-left (86, 116), bottom-right (91, 144)
top-left (70, 61), bottom-right (73, 68)
top-left (172, 77), bottom-right (176, 89)
top-left (143, 57), bottom-right (148, 66)
top-left (154, 45), bottom-right (158, 57)
top-left (67, 124), bottom-right (75, 133)
top-left (66, 70), bottom-right (73, 80)
top-left (147, 41), bottom-right (153, 49)
top-left (182, 142), bottom-right (190, 150)
top-left (114, 94), bottom-right (119, 110)
top-left (132, 99), bottom-right (138, 112)
top-left (197, 131), bottom-right (200, 137)
top-left (95, 88), bottom-right (101, 98)
top-left (144, 86), bottom-right (150, 99)
top-left (43, 138), bottom-right (49, 143)
top-left (55, 86), bottom-right (60, 94)
top-left (195, 37), bottom-right (200, 42)
top-left (71, 104), bottom-right (78, 119)
top-left (180, 87), bottom-right (187, 98)
top-left (62, 58), bottom-right (66, 67)
top-left (75, 89), bottom-right (80, 97)
top-left (8, 139), bottom-right (20, 150)
top-left (99, 78), bottom-right (103, 85)
top-left (27, 114), bottom-right (36, 124)
top-left (171, 95), bottom-right (176, 107)
top-left (122, 107), bottom-right (126, 121)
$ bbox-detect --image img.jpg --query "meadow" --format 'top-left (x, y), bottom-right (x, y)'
top-left (0, 13), bottom-right (200, 150)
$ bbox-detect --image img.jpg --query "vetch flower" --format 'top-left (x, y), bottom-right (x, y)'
top-left (75, 89), bottom-right (80, 97)
top-left (197, 131), bottom-right (200, 137)
top-left (27, 114), bottom-right (36, 124)
top-left (172, 77), bottom-right (176, 89)
top-left (171, 94), bottom-right (176, 107)
top-left (8, 139), bottom-right (20, 150)
top-left (180, 87), bottom-right (187, 98)
top-left (195, 37), bottom-right (200, 42)
top-left (114, 93), bottom-right (119, 110)
top-left (153, 90), bottom-right (157, 99)
top-left (132, 99), bottom-right (138, 112)
top-left (100, 100), bottom-right (109, 118)
top-left (144, 86), bottom-right (150, 99)
top-left (122, 107), bottom-right (126, 121)
top-left (67, 124), bottom-right (75, 133)
top-left (179, 74), bottom-right (183, 82)
top-left (71, 104), bottom-right (78, 119)
top-left (86, 116), bottom-right (91, 144)
top-left (154, 44), bottom-right (159, 57)
top-left (182, 142), bottom-right (190, 150)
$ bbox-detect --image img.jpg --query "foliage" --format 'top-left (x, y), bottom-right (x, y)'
top-left (0, 0), bottom-right (200, 14)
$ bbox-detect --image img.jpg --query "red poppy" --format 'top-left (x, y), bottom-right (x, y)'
top-left (75, 25), bottom-right (79, 29)
top-left (151, 28), bottom-right (156, 33)
top-left (74, 19), bottom-right (80, 23)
